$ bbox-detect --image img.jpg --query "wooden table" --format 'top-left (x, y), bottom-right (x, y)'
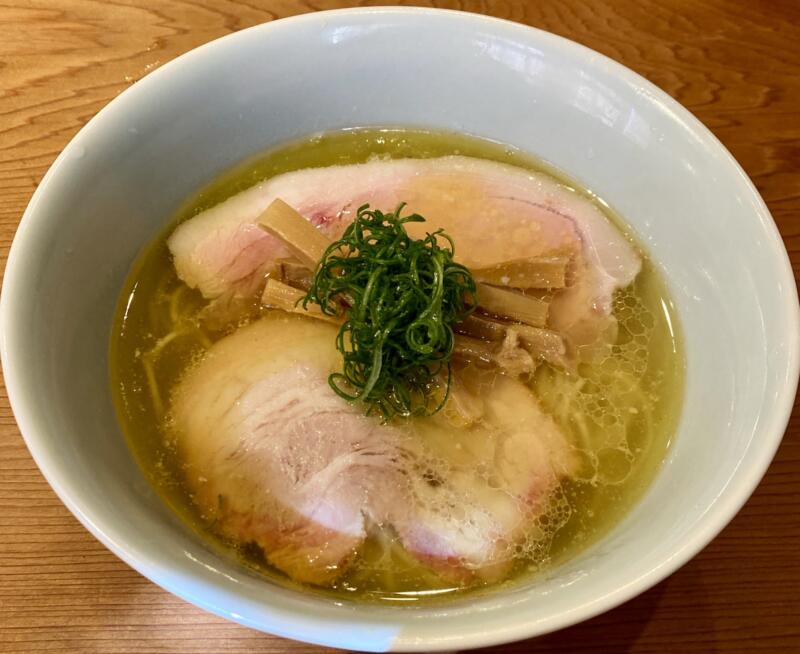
top-left (1, 1), bottom-right (798, 652)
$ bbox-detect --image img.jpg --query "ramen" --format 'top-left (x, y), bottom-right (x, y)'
top-left (111, 128), bottom-right (684, 603)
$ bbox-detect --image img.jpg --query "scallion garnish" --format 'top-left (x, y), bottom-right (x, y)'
top-left (302, 204), bottom-right (477, 420)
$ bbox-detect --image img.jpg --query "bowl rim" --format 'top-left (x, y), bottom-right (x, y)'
top-left (2, 6), bottom-right (799, 651)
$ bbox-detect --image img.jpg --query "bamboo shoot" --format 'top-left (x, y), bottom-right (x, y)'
top-left (275, 257), bottom-right (313, 290)
top-left (472, 256), bottom-right (569, 289)
top-left (257, 199), bottom-right (331, 269)
top-left (476, 283), bottom-right (548, 327)
top-left (456, 314), bottom-right (568, 368)
top-left (261, 279), bottom-right (341, 324)
top-left (453, 333), bottom-right (535, 376)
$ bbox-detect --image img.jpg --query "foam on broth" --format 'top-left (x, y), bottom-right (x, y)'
top-left (110, 128), bottom-right (684, 603)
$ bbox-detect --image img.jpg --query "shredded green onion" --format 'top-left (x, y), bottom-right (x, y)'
top-left (302, 203), bottom-right (477, 420)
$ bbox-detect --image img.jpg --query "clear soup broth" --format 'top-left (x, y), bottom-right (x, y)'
top-left (111, 128), bottom-right (684, 603)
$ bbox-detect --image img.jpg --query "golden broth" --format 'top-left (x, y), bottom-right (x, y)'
top-left (110, 128), bottom-right (684, 603)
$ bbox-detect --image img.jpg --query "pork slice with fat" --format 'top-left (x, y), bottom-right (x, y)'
top-left (171, 314), bottom-right (578, 586)
top-left (167, 156), bottom-right (641, 351)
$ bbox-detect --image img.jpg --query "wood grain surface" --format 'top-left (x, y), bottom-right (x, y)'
top-left (1, 1), bottom-right (798, 652)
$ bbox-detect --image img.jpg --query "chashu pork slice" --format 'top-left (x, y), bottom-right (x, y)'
top-left (167, 156), bottom-right (641, 352)
top-left (171, 314), bottom-right (578, 586)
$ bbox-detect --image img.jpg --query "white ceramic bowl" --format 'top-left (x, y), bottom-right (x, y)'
top-left (2, 8), bottom-right (798, 652)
